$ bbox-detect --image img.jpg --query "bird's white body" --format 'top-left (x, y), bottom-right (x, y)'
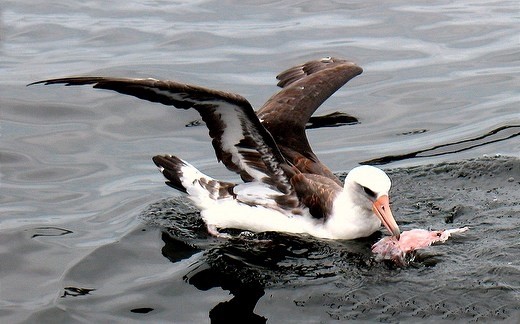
top-left (175, 159), bottom-right (386, 239)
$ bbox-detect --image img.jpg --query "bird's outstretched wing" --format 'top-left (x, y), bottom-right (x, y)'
top-left (257, 57), bottom-right (362, 184)
top-left (29, 77), bottom-right (293, 194)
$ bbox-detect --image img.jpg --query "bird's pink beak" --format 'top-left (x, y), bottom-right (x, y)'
top-left (372, 195), bottom-right (400, 239)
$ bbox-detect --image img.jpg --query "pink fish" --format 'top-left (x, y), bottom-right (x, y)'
top-left (371, 227), bottom-right (469, 265)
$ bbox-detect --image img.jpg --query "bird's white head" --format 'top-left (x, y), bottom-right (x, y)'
top-left (344, 165), bottom-right (400, 238)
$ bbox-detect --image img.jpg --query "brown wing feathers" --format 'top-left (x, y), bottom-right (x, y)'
top-left (257, 57), bottom-right (363, 184)
top-left (290, 173), bottom-right (342, 220)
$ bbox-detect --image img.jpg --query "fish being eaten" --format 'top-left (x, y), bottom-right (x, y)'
top-left (371, 227), bottom-right (469, 265)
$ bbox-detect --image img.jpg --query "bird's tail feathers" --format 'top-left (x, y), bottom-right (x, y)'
top-left (152, 155), bottom-right (236, 201)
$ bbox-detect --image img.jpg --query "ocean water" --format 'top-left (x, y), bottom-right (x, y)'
top-left (1, 0), bottom-right (519, 322)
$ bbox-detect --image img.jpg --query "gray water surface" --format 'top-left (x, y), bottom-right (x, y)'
top-left (1, 0), bottom-right (519, 322)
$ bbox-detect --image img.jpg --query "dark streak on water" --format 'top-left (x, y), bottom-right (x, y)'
top-left (363, 125), bottom-right (520, 165)
top-left (141, 156), bottom-right (520, 322)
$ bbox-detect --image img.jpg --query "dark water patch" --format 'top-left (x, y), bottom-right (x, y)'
top-left (2, 97), bottom-right (97, 122)
top-left (15, 165), bottom-right (93, 182)
top-left (140, 156), bottom-right (519, 322)
top-left (11, 162), bottom-right (108, 183)
top-left (85, 27), bottom-right (158, 47)
top-left (130, 307), bottom-right (154, 314)
top-left (9, 22), bottom-right (85, 43)
top-left (0, 150), bottom-right (32, 165)
top-left (306, 111), bottom-right (359, 129)
top-left (61, 286), bottom-right (95, 298)
top-left (28, 226), bottom-right (73, 239)
top-left (398, 129), bottom-right (428, 135)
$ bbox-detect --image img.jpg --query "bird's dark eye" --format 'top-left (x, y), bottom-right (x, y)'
top-left (363, 186), bottom-right (376, 198)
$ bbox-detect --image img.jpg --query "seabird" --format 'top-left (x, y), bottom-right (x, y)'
top-left (29, 57), bottom-right (400, 240)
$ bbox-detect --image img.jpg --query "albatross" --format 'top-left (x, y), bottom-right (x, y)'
top-left (29, 57), bottom-right (400, 240)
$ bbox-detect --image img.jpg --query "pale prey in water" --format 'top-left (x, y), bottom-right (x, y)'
top-left (372, 227), bottom-right (469, 265)
top-left (30, 57), bottom-right (400, 240)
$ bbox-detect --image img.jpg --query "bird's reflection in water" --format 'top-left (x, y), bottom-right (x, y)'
top-left (159, 230), bottom-right (267, 323)
top-left (160, 231), bottom-right (267, 323)
top-left (188, 265), bottom-right (267, 324)
top-left (157, 219), bottom-right (378, 324)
